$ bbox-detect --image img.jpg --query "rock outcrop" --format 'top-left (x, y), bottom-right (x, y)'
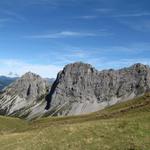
top-left (0, 72), bottom-right (51, 120)
top-left (45, 62), bottom-right (150, 116)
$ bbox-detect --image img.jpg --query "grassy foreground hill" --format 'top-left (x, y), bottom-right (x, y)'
top-left (0, 94), bottom-right (150, 150)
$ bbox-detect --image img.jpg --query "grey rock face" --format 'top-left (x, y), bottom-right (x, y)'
top-left (46, 62), bottom-right (150, 116)
top-left (0, 72), bottom-right (50, 120)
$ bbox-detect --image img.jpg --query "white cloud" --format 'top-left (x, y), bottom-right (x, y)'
top-left (25, 31), bottom-right (97, 39)
top-left (25, 29), bottom-right (113, 39)
top-left (0, 59), bottom-right (62, 78)
top-left (113, 12), bottom-right (150, 17)
top-left (94, 9), bottom-right (150, 19)
top-left (76, 15), bottom-right (98, 19)
top-left (0, 56), bottom-right (150, 78)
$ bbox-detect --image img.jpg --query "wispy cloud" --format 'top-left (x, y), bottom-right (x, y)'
top-left (0, 9), bottom-right (26, 27)
top-left (76, 15), bottom-right (98, 20)
top-left (2, 10), bottom-right (26, 22)
top-left (113, 12), bottom-right (150, 17)
top-left (96, 58), bottom-right (150, 70)
top-left (0, 42), bottom-right (150, 78)
top-left (0, 57), bottom-right (149, 78)
top-left (95, 8), bottom-right (150, 18)
top-left (58, 43), bottom-right (150, 68)
top-left (76, 8), bottom-right (113, 20)
top-left (0, 59), bottom-right (62, 78)
top-left (25, 29), bottom-right (113, 39)
top-left (99, 10), bottom-right (150, 32)
top-left (26, 0), bottom-right (78, 7)
top-left (25, 31), bottom-right (99, 39)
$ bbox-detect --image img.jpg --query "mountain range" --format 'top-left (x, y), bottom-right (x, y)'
top-left (0, 62), bottom-right (150, 120)
top-left (0, 76), bottom-right (18, 91)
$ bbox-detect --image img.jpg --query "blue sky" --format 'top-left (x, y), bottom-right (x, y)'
top-left (0, 0), bottom-right (150, 77)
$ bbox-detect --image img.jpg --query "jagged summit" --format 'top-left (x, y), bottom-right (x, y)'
top-left (22, 72), bottom-right (41, 79)
top-left (58, 62), bottom-right (97, 79)
top-left (128, 63), bottom-right (149, 70)
top-left (63, 62), bottom-right (149, 73)
top-left (4, 72), bottom-right (49, 97)
top-left (64, 62), bottom-right (93, 68)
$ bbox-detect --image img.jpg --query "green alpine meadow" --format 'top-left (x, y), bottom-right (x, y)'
top-left (0, 94), bottom-right (149, 150)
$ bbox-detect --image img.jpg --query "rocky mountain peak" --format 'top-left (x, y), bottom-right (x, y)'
top-left (22, 72), bottom-right (40, 79)
top-left (64, 62), bottom-right (93, 69)
top-left (129, 63), bottom-right (149, 70)
top-left (4, 72), bottom-right (49, 99)
top-left (63, 62), bottom-right (96, 74)
top-left (57, 62), bottom-right (97, 83)
top-left (0, 72), bottom-right (50, 120)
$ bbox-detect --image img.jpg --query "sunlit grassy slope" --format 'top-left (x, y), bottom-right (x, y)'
top-left (0, 94), bottom-right (150, 150)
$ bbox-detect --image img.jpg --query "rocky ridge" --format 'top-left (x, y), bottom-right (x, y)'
top-left (45, 62), bottom-right (150, 116)
top-left (0, 62), bottom-right (150, 120)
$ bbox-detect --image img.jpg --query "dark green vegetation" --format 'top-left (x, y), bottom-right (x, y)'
top-left (0, 94), bottom-right (150, 150)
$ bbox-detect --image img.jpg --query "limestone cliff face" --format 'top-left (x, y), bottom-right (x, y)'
top-left (0, 72), bottom-right (50, 120)
top-left (46, 62), bottom-right (150, 116)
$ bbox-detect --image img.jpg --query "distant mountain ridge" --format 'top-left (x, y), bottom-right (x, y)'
top-left (0, 76), bottom-right (18, 91)
top-left (44, 78), bottom-right (55, 85)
